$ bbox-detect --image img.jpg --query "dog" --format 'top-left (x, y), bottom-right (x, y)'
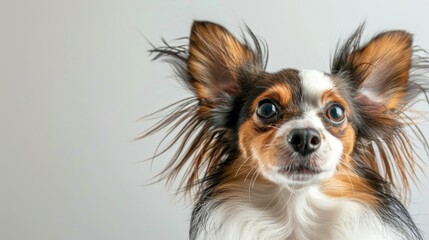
top-left (143, 21), bottom-right (429, 239)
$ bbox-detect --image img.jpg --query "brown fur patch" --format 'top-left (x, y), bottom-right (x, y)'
top-left (322, 158), bottom-right (379, 206)
top-left (239, 119), bottom-right (278, 170)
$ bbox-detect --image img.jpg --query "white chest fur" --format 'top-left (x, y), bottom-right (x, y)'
top-left (195, 186), bottom-right (399, 240)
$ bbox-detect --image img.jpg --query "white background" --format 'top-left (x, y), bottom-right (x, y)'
top-left (1, 0), bottom-right (428, 239)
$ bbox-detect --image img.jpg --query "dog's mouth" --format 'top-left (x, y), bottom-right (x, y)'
top-left (264, 161), bottom-right (334, 187)
top-left (266, 147), bottom-right (338, 185)
top-left (277, 164), bottom-right (322, 175)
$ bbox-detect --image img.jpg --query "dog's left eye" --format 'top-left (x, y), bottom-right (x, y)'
top-left (326, 103), bottom-right (345, 123)
top-left (256, 100), bottom-right (278, 119)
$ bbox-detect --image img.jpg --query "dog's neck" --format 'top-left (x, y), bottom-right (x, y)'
top-left (193, 182), bottom-right (396, 240)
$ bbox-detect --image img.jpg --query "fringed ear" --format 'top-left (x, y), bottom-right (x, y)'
top-left (188, 21), bottom-right (261, 100)
top-left (334, 29), bottom-right (413, 109)
top-left (145, 21), bottom-right (265, 197)
top-left (332, 27), bottom-right (427, 199)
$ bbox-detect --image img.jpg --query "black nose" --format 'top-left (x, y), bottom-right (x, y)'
top-left (287, 128), bottom-right (321, 156)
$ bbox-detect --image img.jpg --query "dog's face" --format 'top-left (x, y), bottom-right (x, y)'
top-left (238, 70), bottom-right (356, 187)
top-left (152, 21), bottom-right (416, 191)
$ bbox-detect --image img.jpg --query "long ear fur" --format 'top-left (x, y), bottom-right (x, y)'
top-left (332, 25), bottom-right (429, 198)
top-left (188, 21), bottom-right (262, 99)
top-left (142, 21), bottom-right (266, 197)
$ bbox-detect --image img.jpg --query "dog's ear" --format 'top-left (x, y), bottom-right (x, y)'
top-left (334, 30), bottom-right (413, 109)
top-left (332, 29), bottom-right (420, 194)
top-left (188, 21), bottom-right (259, 101)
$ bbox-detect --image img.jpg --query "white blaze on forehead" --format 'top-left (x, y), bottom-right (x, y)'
top-left (299, 70), bottom-right (334, 108)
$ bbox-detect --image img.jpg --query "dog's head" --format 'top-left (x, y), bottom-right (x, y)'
top-left (147, 21), bottom-right (426, 197)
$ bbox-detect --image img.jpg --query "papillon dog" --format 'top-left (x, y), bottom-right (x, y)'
top-left (143, 21), bottom-right (429, 240)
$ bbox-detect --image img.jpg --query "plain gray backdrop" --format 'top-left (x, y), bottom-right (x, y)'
top-left (1, 0), bottom-right (429, 239)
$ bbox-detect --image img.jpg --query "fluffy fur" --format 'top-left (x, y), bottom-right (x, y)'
top-left (143, 21), bottom-right (429, 240)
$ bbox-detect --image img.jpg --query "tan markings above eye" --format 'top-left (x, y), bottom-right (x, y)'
top-left (250, 84), bottom-right (291, 114)
top-left (320, 89), bottom-right (350, 113)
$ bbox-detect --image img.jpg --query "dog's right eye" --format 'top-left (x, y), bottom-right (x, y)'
top-left (256, 100), bottom-right (278, 119)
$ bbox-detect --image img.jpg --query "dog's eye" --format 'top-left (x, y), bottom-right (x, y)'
top-left (256, 100), bottom-right (278, 119)
top-left (326, 104), bottom-right (345, 123)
